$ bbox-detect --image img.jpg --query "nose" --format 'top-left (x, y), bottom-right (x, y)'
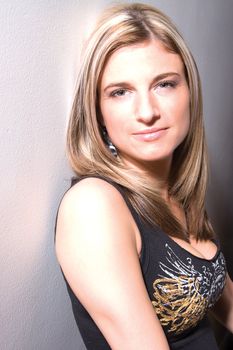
top-left (135, 92), bottom-right (159, 123)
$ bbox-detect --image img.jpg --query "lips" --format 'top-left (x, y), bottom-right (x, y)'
top-left (132, 127), bottom-right (168, 141)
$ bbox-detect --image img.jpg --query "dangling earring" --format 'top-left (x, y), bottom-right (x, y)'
top-left (102, 126), bottom-right (117, 157)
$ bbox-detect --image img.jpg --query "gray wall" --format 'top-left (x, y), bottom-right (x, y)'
top-left (0, 1), bottom-right (232, 349)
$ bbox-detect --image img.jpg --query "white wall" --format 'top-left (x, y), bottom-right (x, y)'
top-left (0, 1), bottom-right (232, 349)
top-left (0, 1), bottom-right (86, 349)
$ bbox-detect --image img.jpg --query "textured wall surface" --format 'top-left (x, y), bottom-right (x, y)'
top-left (0, 1), bottom-right (86, 349)
top-left (0, 1), bottom-right (232, 349)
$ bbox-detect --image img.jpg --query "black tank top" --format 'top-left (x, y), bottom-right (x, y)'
top-left (60, 177), bottom-right (227, 350)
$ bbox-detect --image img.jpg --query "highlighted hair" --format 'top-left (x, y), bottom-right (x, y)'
top-left (67, 3), bottom-right (214, 241)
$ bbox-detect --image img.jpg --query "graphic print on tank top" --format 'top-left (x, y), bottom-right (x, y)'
top-left (152, 243), bottom-right (226, 335)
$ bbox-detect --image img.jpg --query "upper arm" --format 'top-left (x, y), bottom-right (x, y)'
top-left (55, 178), bottom-right (169, 350)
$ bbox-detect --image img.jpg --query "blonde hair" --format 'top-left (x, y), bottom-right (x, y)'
top-left (67, 3), bottom-right (214, 241)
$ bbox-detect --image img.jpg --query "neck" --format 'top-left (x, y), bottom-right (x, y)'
top-left (145, 163), bottom-right (171, 201)
top-left (120, 155), bottom-right (172, 199)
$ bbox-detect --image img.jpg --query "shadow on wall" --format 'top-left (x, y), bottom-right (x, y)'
top-left (207, 167), bottom-right (233, 349)
top-left (207, 168), bottom-right (233, 278)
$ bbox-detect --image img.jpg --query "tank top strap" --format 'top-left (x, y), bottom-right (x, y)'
top-left (54, 175), bottom-right (142, 242)
top-left (72, 175), bottom-right (143, 229)
top-left (71, 175), bottom-right (150, 272)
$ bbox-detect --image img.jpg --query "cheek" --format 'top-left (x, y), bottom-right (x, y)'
top-left (173, 91), bottom-right (190, 124)
top-left (100, 107), bottom-right (124, 146)
top-left (179, 101), bottom-right (190, 140)
top-left (183, 95), bottom-right (191, 125)
top-left (168, 92), bottom-right (190, 139)
top-left (100, 101), bottom-right (118, 127)
top-left (101, 109), bottom-right (119, 132)
top-left (100, 100), bottom-right (129, 133)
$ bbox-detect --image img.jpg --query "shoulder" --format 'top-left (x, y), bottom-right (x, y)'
top-left (55, 177), bottom-right (141, 289)
top-left (59, 177), bottom-right (128, 221)
top-left (55, 177), bottom-right (139, 255)
top-left (55, 178), bottom-right (169, 349)
top-left (68, 176), bottom-right (122, 200)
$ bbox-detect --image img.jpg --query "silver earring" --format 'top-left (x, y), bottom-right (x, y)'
top-left (102, 127), bottom-right (117, 157)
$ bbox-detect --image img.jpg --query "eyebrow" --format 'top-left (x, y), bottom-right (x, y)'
top-left (103, 72), bottom-right (181, 92)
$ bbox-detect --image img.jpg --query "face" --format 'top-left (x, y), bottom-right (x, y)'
top-left (99, 40), bottom-right (190, 172)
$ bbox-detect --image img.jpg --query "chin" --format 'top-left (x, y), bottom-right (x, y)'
top-left (139, 150), bottom-right (173, 162)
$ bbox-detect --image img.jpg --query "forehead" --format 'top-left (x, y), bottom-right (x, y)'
top-left (100, 40), bottom-right (184, 86)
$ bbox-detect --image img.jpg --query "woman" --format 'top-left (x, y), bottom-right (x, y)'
top-left (55, 3), bottom-right (233, 349)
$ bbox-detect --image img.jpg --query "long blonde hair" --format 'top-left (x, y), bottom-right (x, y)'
top-left (67, 3), bottom-right (214, 241)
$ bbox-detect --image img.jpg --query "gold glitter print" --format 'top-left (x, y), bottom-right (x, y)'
top-left (152, 276), bottom-right (208, 333)
top-left (152, 244), bottom-right (226, 335)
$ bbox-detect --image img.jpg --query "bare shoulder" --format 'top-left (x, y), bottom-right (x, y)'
top-left (61, 176), bottom-right (124, 208)
top-left (55, 176), bottom-right (139, 296)
top-left (55, 177), bottom-right (138, 260)
top-left (57, 177), bottom-right (131, 230)
top-left (55, 177), bottom-right (169, 349)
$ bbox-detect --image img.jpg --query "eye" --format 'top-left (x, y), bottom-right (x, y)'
top-left (157, 80), bottom-right (177, 89)
top-left (158, 80), bottom-right (177, 88)
top-left (110, 89), bottom-right (129, 97)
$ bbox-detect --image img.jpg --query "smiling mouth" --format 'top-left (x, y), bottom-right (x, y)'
top-left (132, 127), bottom-right (168, 141)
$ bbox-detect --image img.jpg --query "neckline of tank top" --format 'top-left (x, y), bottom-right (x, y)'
top-left (156, 227), bottom-right (220, 263)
